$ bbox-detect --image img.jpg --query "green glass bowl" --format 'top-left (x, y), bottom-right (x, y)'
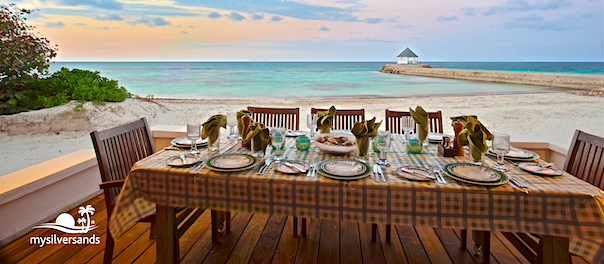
top-left (406, 139), bottom-right (423, 154)
top-left (371, 138), bottom-right (380, 153)
top-left (295, 136), bottom-right (311, 151)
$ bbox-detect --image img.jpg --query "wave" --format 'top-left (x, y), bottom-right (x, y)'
top-left (34, 223), bottom-right (98, 234)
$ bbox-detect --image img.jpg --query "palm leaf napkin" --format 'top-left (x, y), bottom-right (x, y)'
top-left (409, 106), bottom-right (429, 142)
top-left (454, 116), bottom-right (493, 161)
top-left (202, 114), bottom-right (227, 144)
top-left (351, 117), bottom-right (382, 156)
top-left (243, 120), bottom-right (272, 152)
top-left (317, 106), bottom-right (336, 133)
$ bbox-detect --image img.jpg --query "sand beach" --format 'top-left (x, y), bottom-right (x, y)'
top-left (1, 90), bottom-right (603, 176)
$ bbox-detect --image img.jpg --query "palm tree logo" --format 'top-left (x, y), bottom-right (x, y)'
top-left (78, 205), bottom-right (96, 233)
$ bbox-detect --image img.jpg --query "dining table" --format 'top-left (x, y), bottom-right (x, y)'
top-left (108, 131), bottom-right (604, 264)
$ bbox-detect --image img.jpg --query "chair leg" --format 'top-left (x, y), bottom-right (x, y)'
top-left (225, 211), bottom-right (231, 234)
top-left (371, 224), bottom-right (377, 242)
top-left (301, 218), bottom-right (307, 237)
top-left (460, 229), bottom-right (467, 250)
top-left (473, 231), bottom-right (491, 264)
top-left (149, 220), bottom-right (157, 239)
top-left (104, 229), bottom-right (115, 264)
top-left (386, 224), bottom-right (391, 243)
top-left (293, 217), bottom-right (298, 237)
top-left (211, 210), bottom-right (223, 243)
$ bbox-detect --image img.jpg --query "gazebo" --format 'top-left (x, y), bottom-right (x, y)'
top-left (396, 47), bottom-right (418, 64)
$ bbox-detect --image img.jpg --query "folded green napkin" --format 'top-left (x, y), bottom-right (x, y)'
top-left (237, 110), bottom-right (252, 135)
top-left (317, 106), bottom-right (336, 133)
top-left (456, 116), bottom-right (493, 161)
top-left (351, 117), bottom-right (382, 156)
top-left (243, 121), bottom-right (271, 152)
top-left (409, 106), bottom-right (429, 142)
top-left (202, 114), bottom-right (227, 144)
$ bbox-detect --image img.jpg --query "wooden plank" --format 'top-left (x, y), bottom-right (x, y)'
top-left (453, 229), bottom-right (498, 264)
top-left (293, 218), bottom-right (320, 264)
top-left (379, 224), bottom-right (408, 264)
top-left (538, 235), bottom-right (569, 264)
top-left (110, 228), bottom-right (156, 264)
top-left (571, 254), bottom-right (590, 264)
top-left (492, 232), bottom-right (531, 264)
top-left (317, 219), bottom-right (339, 264)
top-left (358, 222), bottom-right (386, 264)
top-left (179, 211), bottom-right (225, 264)
top-left (271, 217), bottom-right (300, 264)
top-left (395, 226), bottom-right (430, 264)
top-left (247, 216), bottom-right (287, 264)
top-left (225, 214), bottom-right (270, 264)
top-left (200, 213), bottom-right (254, 264)
top-left (340, 220), bottom-right (363, 264)
top-left (432, 228), bottom-right (477, 264)
top-left (415, 227), bottom-right (454, 264)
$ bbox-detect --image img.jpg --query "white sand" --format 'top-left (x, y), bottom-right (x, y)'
top-left (1, 91), bottom-right (603, 176)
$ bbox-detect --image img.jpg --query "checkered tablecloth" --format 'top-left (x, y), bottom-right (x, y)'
top-left (109, 133), bottom-right (604, 262)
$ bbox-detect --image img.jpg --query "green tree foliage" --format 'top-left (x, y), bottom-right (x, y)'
top-left (1, 4), bottom-right (58, 109)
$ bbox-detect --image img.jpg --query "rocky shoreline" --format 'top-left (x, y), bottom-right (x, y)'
top-left (380, 64), bottom-right (604, 91)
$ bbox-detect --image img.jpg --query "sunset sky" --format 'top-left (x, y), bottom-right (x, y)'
top-left (6, 0), bottom-right (604, 62)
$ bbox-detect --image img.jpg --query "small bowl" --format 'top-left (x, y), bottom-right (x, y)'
top-left (406, 139), bottom-right (423, 154)
top-left (313, 132), bottom-right (357, 155)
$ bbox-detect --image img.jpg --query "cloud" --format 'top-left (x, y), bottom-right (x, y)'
top-left (189, 25), bottom-right (195, 28)
top-left (96, 14), bottom-right (123, 21)
top-left (75, 23), bottom-right (87, 26)
top-left (208, 12), bottom-right (222, 19)
top-left (385, 16), bottom-right (399, 23)
top-left (365, 17), bottom-right (382, 24)
top-left (397, 24), bottom-right (412, 29)
top-left (251, 13), bottom-right (264, 20)
top-left (271, 16), bottom-right (283, 22)
top-left (437, 15), bottom-right (459, 22)
top-left (462, 7), bottom-right (478, 16)
top-left (44, 21), bottom-right (65, 28)
top-left (483, 0), bottom-right (572, 16)
top-left (502, 15), bottom-right (571, 31)
top-left (128, 17), bottom-right (171, 27)
top-left (228, 12), bottom-right (246, 21)
top-left (96, 26), bottom-right (118, 30)
top-left (56, 0), bottom-right (123, 10)
top-left (319, 26), bottom-right (330, 31)
top-left (171, 0), bottom-right (361, 22)
top-left (181, 31), bottom-right (188, 34)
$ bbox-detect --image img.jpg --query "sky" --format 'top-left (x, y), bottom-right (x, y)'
top-left (4, 0), bottom-right (604, 62)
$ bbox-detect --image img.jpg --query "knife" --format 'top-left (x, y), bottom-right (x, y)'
top-left (372, 164), bottom-right (380, 182)
top-left (531, 163), bottom-right (555, 172)
top-left (377, 165), bottom-right (386, 182)
top-left (284, 162), bottom-right (307, 173)
top-left (400, 167), bottom-right (436, 180)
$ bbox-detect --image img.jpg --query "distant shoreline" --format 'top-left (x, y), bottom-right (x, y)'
top-left (380, 64), bottom-right (604, 90)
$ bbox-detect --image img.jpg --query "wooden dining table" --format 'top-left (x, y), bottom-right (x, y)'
top-left (109, 132), bottom-right (604, 264)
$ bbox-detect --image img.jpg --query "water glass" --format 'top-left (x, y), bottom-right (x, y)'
top-left (271, 127), bottom-right (286, 161)
top-left (227, 112), bottom-right (237, 139)
top-left (376, 130), bottom-right (391, 165)
top-left (186, 122), bottom-right (201, 155)
top-left (307, 114), bottom-right (318, 142)
top-left (401, 116), bottom-right (414, 142)
top-left (493, 133), bottom-right (511, 171)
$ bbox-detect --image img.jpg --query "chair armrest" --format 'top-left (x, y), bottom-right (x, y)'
top-left (99, 180), bottom-right (125, 190)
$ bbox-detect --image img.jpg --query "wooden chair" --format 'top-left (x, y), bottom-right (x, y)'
top-left (91, 118), bottom-right (203, 264)
top-left (247, 107), bottom-right (300, 130)
top-left (385, 109), bottom-right (443, 134)
top-left (311, 108), bottom-right (365, 130)
top-left (501, 130), bottom-right (604, 264)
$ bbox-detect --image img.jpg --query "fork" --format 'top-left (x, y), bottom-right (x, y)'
top-left (432, 167), bottom-right (446, 184)
top-left (507, 174), bottom-right (528, 188)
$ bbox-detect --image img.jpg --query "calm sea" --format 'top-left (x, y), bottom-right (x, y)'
top-left (48, 62), bottom-right (602, 99)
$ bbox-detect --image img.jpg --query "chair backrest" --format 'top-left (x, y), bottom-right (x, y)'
top-left (90, 118), bottom-right (156, 205)
top-left (311, 108), bottom-right (365, 130)
top-left (564, 130), bottom-right (604, 189)
top-left (385, 109), bottom-right (443, 134)
top-left (247, 107), bottom-right (300, 130)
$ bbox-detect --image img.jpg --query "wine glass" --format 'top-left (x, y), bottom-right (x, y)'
top-left (401, 116), bottom-right (414, 142)
top-left (493, 133), bottom-right (511, 171)
top-left (376, 130), bottom-right (391, 166)
top-left (227, 112), bottom-right (237, 139)
top-left (307, 114), bottom-right (318, 142)
top-left (271, 127), bottom-right (286, 161)
top-left (186, 122), bottom-right (201, 155)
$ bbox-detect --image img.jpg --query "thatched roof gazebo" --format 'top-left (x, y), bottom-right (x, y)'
top-left (397, 47), bottom-right (418, 64)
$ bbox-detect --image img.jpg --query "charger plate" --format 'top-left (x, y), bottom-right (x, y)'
top-left (166, 154), bottom-right (202, 167)
top-left (518, 162), bottom-right (564, 176)
top-left (443, 163), bottom-right (508, 186)
top-left (171, 137), bottom-right (208, 147)
top-left (275, 160), bottom-right (310, 174)
top-left (320, 159), bottom-right (367, 177)
top-left (205, 154), bottom-right (258, 172)
top-left (317, 159), bottom-right (371, 181)
top-left (487, 147), bottom-right (539, 161)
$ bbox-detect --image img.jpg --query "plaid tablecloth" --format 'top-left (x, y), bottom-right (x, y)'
top-left (109, 133), bottom-right (604, 262)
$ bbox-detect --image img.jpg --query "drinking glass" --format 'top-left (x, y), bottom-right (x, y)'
top-left (186, 122), bottom-right (201, 155)
top-left (227, 112), bottom-right (237, 139)
top-left (271, 127), bottom-right (286, 161)
top-left (401, 116), bottom-right (414, 142)
top-left (307, 114), bottom-right (318, 142)
top-left (376, 130), bottom-right (391, 166)
top-left (492, 133), bottom-right (511, 171)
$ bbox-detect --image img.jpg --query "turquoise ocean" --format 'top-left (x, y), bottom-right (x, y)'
top-left (48, 62), bottom-right (603, 99)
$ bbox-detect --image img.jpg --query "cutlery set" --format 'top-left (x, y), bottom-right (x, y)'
top-left (306, 164), bottom-right (317, 177)
top-left (373, 164), bottom-right (387, 183)
top-left (256, 158), bottom-right (273, 175)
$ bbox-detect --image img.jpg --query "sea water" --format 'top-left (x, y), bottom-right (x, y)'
top-left (47, 62), bottom-right (602, 99)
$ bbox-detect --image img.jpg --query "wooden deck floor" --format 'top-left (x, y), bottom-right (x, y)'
top-left (0, 194), bottom-right (590, 264)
